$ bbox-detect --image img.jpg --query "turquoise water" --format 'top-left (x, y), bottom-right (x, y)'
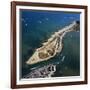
top-left (20, 10), bottom-right (80, 78)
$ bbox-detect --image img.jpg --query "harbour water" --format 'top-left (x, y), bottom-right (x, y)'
top-left (20, 10), bottom-right (80, 78)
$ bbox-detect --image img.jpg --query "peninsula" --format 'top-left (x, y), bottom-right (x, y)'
top-left (24, 64), bottom-right (56, 78)
top-left (26, 21), bottom-right (80, 65)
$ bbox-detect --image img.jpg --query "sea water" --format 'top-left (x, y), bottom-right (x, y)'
top-left (20, 10), bottom-right (80, 78)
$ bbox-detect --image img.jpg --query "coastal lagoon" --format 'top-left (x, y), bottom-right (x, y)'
top-left (20, 10), bottom-right (80, 78)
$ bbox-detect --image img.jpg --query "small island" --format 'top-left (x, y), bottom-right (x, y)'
top-left (26, 21), bottom-right (80, 65)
